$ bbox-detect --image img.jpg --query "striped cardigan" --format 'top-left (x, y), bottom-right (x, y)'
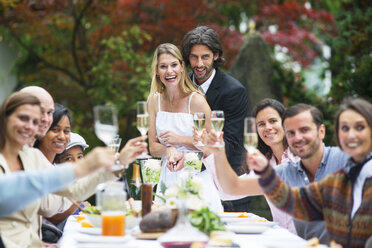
top-left (258, 161), bottom-right (372, 248)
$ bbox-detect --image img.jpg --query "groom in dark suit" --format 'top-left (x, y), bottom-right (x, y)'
top-left (181, 26), bottom-right (251, 212)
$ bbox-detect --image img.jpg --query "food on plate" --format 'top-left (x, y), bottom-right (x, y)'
top-left (81, 220), bottom-right (94, 228)
top-left (208, 231), bottom-right (234, 247)
top-left (76, 215), bottom-right (86, 222)
top-left (253, 219), bottom-right (267, 222)
top-left (306, 237), bottom-right (319, 246)
top-left (83, 205), bottom-right (100, 215)
top-left (139, 209), bottom-right (174, 233)
top-left (189, 207), bottom-right (226, 234)
top-left (237, 214), bottom-right (249, 218)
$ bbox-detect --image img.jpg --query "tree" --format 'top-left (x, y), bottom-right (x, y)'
top-left (327, 0), bottom-right (372, 103)
top-left (0, 0), bottom-right (241, 144)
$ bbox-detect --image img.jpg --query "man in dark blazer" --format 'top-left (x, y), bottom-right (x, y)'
top-left (181, 26), bottom-right (251, 212)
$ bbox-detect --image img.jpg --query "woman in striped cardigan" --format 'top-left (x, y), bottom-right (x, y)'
top-left (248, 97), bottom-right (372, 248)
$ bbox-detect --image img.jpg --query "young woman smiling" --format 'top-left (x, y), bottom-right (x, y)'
top-left (148, 43), bottom-right (211, 192)
top-left (35, 103), bottom-right (71, 163)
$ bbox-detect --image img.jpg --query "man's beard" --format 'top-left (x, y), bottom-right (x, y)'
top-left (193, 65), bottom-right (213, 83)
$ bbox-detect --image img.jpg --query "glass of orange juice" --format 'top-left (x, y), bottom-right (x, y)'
top-left (102, 212), bottom-right (125, 236)
top-left (98, 182), bottom-right (127, 236)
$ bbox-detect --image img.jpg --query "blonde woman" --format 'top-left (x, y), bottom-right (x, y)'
top-left (148, 43), bottom-right (211, 191)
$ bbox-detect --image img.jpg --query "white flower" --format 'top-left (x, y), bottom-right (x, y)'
top-left (184, 152), bottom-right (200, 162)
top-left (144, 159), bottom-right (161, 171)
top-left (166, 197), bottom-right (178, 209)
top-left (186, 195), bottom-right (204, 210)
top-left (164, 186), bottom-right (179, 198)
top-left (190, 176), bottom-right (203, 190)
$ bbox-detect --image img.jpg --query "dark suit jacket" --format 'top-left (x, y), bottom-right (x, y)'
top-left (191, 69), bottom-right (249, 174)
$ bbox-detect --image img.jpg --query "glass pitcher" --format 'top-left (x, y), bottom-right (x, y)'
top-left (158, 199), bottom-right (208, 248)
top-left (96, 181), bottom-right (127, 236)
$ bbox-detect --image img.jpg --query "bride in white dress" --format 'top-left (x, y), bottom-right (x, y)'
top-left (147, 43), bottom-right (211, 192)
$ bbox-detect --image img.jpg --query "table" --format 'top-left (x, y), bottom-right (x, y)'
top-left (58, 213), bottom-right (315, 248)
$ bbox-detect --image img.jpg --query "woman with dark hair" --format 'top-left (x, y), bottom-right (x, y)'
top-left (35, 103), bottom-right (71, 163)
top-left (249, 97), bottom-right (372, 247)
top-left (252, 98), bottom-right (298, 165)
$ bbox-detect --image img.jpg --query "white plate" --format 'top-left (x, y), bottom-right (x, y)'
top-left (226, 221), bottom-right (277, 227)
top-left (226, 224), bottom-right (271, 234)
top-left (74, 233), bottom-right (132, 243)
top-left (78, 227), bottom-right (102, 235)
top-left (218, 212), bottom-right (252, 218)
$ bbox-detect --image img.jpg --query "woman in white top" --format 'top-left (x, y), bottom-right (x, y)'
top-left (148, 43), bottom-right (211, 190)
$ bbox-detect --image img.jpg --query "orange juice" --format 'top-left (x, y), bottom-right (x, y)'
top-left (102, 211), bottom-right (125, 236)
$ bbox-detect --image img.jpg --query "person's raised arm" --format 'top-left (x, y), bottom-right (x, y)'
top-left (207, 131), bottom-right (262, 196)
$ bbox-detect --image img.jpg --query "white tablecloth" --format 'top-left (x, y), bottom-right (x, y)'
top-left (58, 213), bottom-right (313, 248)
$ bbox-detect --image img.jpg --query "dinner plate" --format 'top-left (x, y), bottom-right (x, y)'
top-left (225, 224), bottom-right (271, 234)
top-left (226, 221), bottom-right (277, 227)
top-left (217, 212), bottom-right (252, 218)
top-left (74, 233), bottom-right (132, 243)
top-left (78, 227), bottom-right (101, 235)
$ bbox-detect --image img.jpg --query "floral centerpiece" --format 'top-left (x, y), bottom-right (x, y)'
top-left (158, 172), bottom-right (206, 211)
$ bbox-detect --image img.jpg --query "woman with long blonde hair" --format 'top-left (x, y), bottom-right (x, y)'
top-left (148, 43), bottom-right (211, 191)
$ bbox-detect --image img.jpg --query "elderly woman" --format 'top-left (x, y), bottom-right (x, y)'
top-left (0, 92), bottom-right (147, 247)
top-left (249, 98), bottom-right (372, 247)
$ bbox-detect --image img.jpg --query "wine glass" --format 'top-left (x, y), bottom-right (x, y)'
top-left (93, 105), bottom-right (124, 171)
top-left (140, 159), bottom-right (161, 187)
top-left (183, 151), bottom-right (203, 177)
top-left (137, 101), bottom-right (151, 159)
top-left (109, 135), bottom-right (125, 169)
top-left (193, 112), bottom-right (205, 147)
top-left (244, 117), bottom-right (258, 176)
top-left (211, 110), bottom-right (224, 147)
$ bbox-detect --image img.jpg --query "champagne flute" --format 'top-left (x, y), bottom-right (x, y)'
top-left (137, 101), bottom-right (151, 159)
top-left (93, 105), bottom-right (124, 171)
top-left (211, 110), bottom-right (224, 147)
top-left (244, 117), bottom-right (258, 176)
top-left (193, 112), bottom-right (206, 147)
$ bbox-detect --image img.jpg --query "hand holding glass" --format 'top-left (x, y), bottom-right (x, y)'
top-left (211, 110), bottom-right (224, 147)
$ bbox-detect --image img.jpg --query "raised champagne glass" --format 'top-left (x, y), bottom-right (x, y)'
top-left (244, 117), bottom-right (258, 176)
top-left (93, 105), bottom-right (124, 171)
top-left (193, 112), bottom-right (206, 147)
top-left (137, 101), bottom-right (151, 159)
top-left (211, 110), bottom-right (224, 147)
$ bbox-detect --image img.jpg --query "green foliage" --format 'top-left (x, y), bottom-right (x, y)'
top-left (328, 1), bottom-right (372, 104)
top-left (271, 60), bottom-right (337, 145)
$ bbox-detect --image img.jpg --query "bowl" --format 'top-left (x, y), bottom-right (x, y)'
top-left (84, 213), bottom-right (102, 227)
top-left (126, 217), bottom-right (141, 229)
